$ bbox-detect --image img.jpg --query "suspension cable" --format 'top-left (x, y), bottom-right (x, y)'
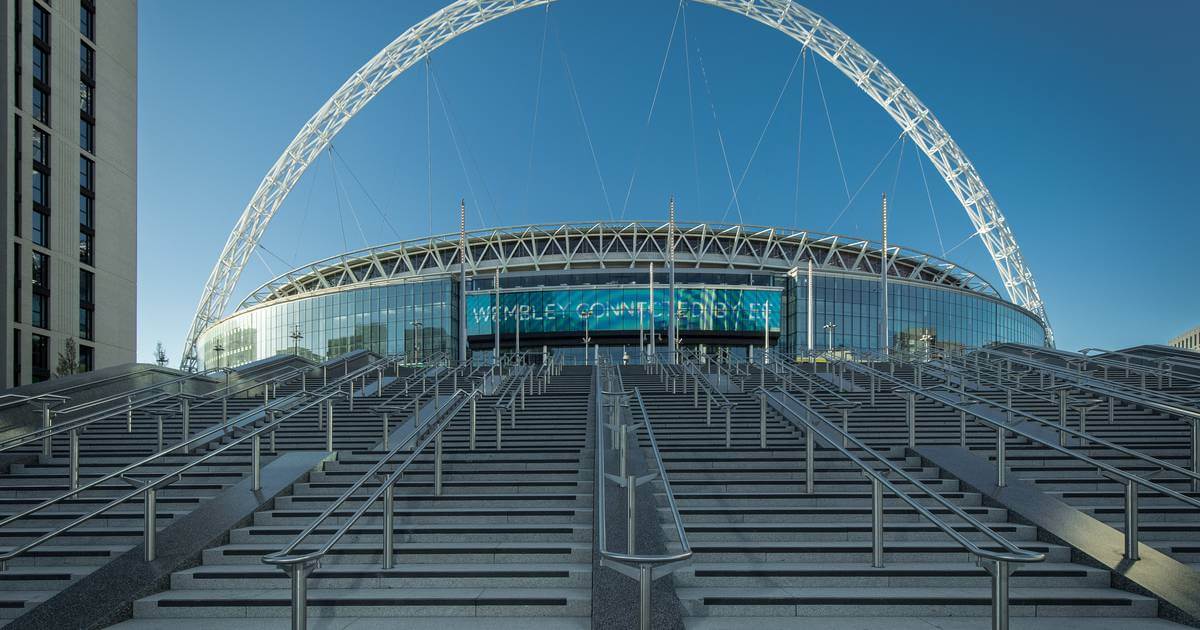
top-left (327, 149), bottom-right (349, 252)
top-left (523, 4), bottom-right (552, 216)
top-left (889, 135), bottom-right (906, 201)
top-left (551, 16), bottom-right (615, 220)
top-left (426, 58), bottom-right (434, 235)
top-left (826, 132), bottom-right (903, 231)
top-left (329, 145), bottom-right (402, 241)
top-left (682, 3), bottom-right (702, 214)
top-left (917, 145), bottom-right (946, 255)
top-left (619, 0), bottom-right (685, 219)
top-left (427, 59), bottom-right (489, 228)
top-left (793, 47), bottom-right (808, 228)
top-left (291, 156), bottom-right (320, 264)
top-left (694, 42), bottom-right (744, 224)
top-left (811, 52), bottom-right (851, 202)
top-left (327, 146), bottom-right (369, 247)
top-left (719, 46), bottom-right (805, 223)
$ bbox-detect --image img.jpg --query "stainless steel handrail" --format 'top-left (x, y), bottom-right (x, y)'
top-left (0, 365), bottom-right (175, 411)
top-left (759, 386), bottom-right (1042, 630)
top-left (835, 356), bottom-right (1200, 560)
top-left (596, 362), bottom-right (691, 630)
top-left (0, 383), bottom-right (352, 572)
top-left (262, 388), bottom-right (478, 629)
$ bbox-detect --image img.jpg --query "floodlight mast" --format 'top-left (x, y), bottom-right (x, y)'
top-left (181, 0), bottom-right (1051, 370)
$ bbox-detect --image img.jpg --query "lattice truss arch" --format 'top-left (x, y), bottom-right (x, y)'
top-left (181, 0), bottom-right (1051, 369)
top-left (234, 221), bottom-right (1003, 311)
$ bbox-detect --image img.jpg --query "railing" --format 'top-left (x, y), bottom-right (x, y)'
top-left (262, 387), bottom-right (479, 629)
top-left (0, 383), bottom-right (353, 572)
top-left (596, 362), bottom-right (691, 630)
top-left (0, 364), bottom-right (178, 411)
top-left (833, 356), bottom-right (1200, 560)
top-left (662, 355), bottom-right (738, 447)
top-left (759, 386), bottom-right (1044, 630)
top-left (491, 364), bottom-right (534, 450)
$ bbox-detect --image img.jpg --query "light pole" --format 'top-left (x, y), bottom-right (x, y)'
top-left (514, 302), bottom-right (521, 357)
top-left (212, 341), bottom-right (225, 371)
top-left (290, 326), bottom-right (303, 357)
top-left (412, 321), bottom-right (424, 362)
top-left (762, 301), bottom-right (771, 365)
top-left (581, 309), bottom-right (592, 366)
top-left (920, 332), bottom-right (933, 362)
top-left (638, 303), bottom-right (645, 362)
top-left (823, 322), bottom-right (837, 352)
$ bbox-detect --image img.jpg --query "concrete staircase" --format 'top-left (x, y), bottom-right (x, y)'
top-left (111, 366), bottom-right (595, 627)
top-left (620, 365), bottom-right (1168, 627)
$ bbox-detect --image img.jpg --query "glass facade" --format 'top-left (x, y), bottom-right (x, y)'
top-left (781, 274), bottom-right (1045, 353)
top-left (197, 279), bottom-right (456, 369)
top-left (199, 267), bottom-right (1043, 370)
top-left (466, 287), bottom-right (780, 337)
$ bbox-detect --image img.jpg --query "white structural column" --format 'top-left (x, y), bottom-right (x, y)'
top-left (181, 0), bottom-right (1051, 369)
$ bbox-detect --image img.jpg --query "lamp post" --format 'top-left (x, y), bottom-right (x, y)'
top-left (823, 322), bottom-right (837, 352)
top-left (920, 332), bottom-right (934, 363)
top-left (638, 303), bottom-right (645, 362)
top-left (411, 321), bottom-right (424, 362)
top-left (213, 341), bottom-right (225, 371)
top-left (290, 326), bottom-right (303, 357)
top-left (581, 309), bottom-right (592, 366)
top-left (514, 302), bottom-right (521, 356)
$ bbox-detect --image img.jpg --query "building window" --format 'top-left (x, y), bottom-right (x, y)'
top-left (32, 294), bottom-right (48, 329)
top-left (80, 82), bottom-right (93, 116)
top-left (79, 307), bottom-right (93, 340)
top-left (12, 245), bottom-right (21, 324)
top-left (12, 1), bottom-right (21, 106)
top-left (32, 87), bottom-right (50, 124)
top-left (32, 210), bottom-right (48, 247)
top-left (12, 330), bottom-right (22, 386)
top-left (79, 44), bottom-right (94, 80)
top-left (79, 230), bottom-right (93, 265)
top-left (79, 156), bottom-right (94, 191)
top-left (79, 269), bottom-right (94, 304)
top-left (79, 193), bottom-right (93, 227)
top-left (32, 126), bottom-right (49, 166)
top-left (80, 119), bottom-right (94, 153)
top-left (31, 334), bottom-right (49, 383)
top-left (32, 47), bottom-right (48, 83)
top-left (32, 3), bottom-right (49, 44)
top-left (80, 0), bottom-right (95, 41)
top-left (31, 168), bottom-right (48, 208)
top-left (78, 344), bottom-right (94, 372)
top-left (32, 251), bottom-right (49, 290)
top-left (12, 115), bottom-right (20, 238)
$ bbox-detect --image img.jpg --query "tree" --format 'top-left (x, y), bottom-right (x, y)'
top-left (55, 338), bottom-right (80, 377)
top-left (154, 342), bottom-right (169, 367)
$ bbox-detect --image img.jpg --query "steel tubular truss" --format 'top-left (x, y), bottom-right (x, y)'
top-left (181, 0), bottom-right (1051, 370)
top-left (232, 221), bottom-right (1003, 313)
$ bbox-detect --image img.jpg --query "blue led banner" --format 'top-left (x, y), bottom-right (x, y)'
top-left (466, 287), bottom-right (780, 336)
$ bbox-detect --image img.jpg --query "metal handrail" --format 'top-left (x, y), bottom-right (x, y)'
top-left (0, 365), bottom-right (175, 411)
top-left (596, 363), bottom-right (691, 629)
top-left (51, 368), bottom-right (223, 417)
top-left (764, 350), bottom-right (858, 409)
top-left (263, 388), bottom-right (478, 629)
top-left (835, 356), bottom-right (1200, 560)
top-left (759, 385), bottom-right (1041, 630)
top-left (997, 344), bottom-right (1200, 401)
top-left (0, 384), bottom-right (351, 572)
top-left (0, 392), bottom-right (69, 412)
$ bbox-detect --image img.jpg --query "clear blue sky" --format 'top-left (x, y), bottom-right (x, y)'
top-left (136, 0), bottom-right (1200, 363)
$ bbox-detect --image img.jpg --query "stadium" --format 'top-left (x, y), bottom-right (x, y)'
top-left (194, 220), bottom-right (1047, 370)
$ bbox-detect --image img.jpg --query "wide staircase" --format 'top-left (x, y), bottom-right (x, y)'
top-left (621, 363), bottom-right (1172, 627)
top-left (112, 365), bottom-right (595, 628)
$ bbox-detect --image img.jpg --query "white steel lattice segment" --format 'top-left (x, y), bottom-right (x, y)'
top-left (181, 0), bottom-right (1051, 369)
top-left (230, 221), bottom-right (1005, 312)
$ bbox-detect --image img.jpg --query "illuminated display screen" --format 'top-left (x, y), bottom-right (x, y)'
top-left (466, 287), bottom-right (780, 336)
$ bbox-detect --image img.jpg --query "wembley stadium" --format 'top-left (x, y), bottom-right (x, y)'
top-left (194, 220), bottom-right (1046, 370)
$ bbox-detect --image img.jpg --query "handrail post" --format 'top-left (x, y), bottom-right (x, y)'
top-left (287, 563), bottom-right (312, 630)
top-left (222, 395), bottom-right (229, 435)
top-left (841, 408), bottom-right (850, 448)
top-left (156, 414), bottom-right (164, 452)
top-left (434, 433), bottom-right (444, 496)
top-left (906, 394), bottom-right (916, 448)
top-left (996, 427), bottom-right (1007, 487)
top-left (804, 426), bottom-right (815, 494)
top-left (1124, 478), bottom-right (1140, 560)
top-left (1057, 389), bottom-right (1068, 447)
top-left (1192, 419), bottom-right (1199, 493)
top-left (759, 392), bottom-right (767, 449)
top-left (252, 433), bottom-right (262, 491)
top-left (626, 474), bottom-right (637, 554)
top-left (620, 425), bottom-right (629, 478)
top-left (144, 487), bottom-right (157, 562)
top-left (383, 482), bottom-right (395, 569)
top-left (127, 396), bottom-right (134, 432)
top-left (725, 406), bottom-right (732, 449)
top-left (379, 368), bottom-right (385, 396)
top-left (495, 408), bottom-right (503, 450)
top-left (638, 563), bottom-right (652, 630)
top-left (41, 406), bottom-right (53, 458)
top-left (705, 392), bottom-right (712, 425)
top-left (990, 560), bottom-right (1011, 630)
top-left (959, 410), bottom-right (967, 448)
top-left (180, 398), bottom-right (191, 455)
top-left (871, 476), bottom-right (884, 568)
top-left (326, 399), bottom-right (334, 452)
top-left (381, 413), bottom-right (390, 450)
top-left (348, 381), bottom-right (355, 411)
top-left (469, 398), bottom-right (477, 451)
top-left (69, 429), bottom-right (80, 490)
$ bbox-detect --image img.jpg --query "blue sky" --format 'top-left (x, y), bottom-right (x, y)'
top-left (136, 0), bottom-right (1199, 363)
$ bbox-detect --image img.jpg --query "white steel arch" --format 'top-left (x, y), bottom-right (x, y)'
top-left (181, 0), bottom-right (1052, 369)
